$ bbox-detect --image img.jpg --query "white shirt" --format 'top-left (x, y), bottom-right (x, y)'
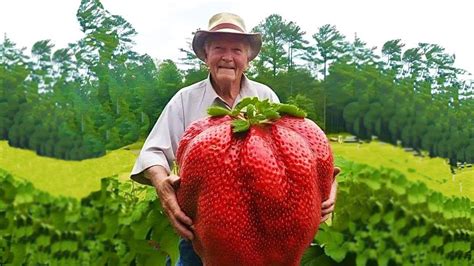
top-left (130, 75), bottom-right (280, 185)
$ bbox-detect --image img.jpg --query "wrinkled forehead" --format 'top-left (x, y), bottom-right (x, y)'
top-left (206, 33), bottom-right (250, 47)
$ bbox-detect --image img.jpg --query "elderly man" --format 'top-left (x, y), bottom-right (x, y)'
top-left (130, 12), bottom-right (339, 266)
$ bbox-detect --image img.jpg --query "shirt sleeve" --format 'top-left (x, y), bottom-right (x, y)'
top-left (270, 90), bottom-right (280, 103)
top-left (130, 93), bottom-right (185, 185)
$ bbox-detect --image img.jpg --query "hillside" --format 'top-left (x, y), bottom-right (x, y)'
top-left (1, 138), bottom-right (472, 200)
top-left (331, 140), bottom-right (473, 199)
top-left (0, 141), bottom-right (137, 198)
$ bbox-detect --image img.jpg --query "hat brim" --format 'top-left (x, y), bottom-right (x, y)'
top-left (192, 30), bottom-right (262, 62)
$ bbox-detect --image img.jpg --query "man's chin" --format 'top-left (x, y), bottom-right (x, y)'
top-left (214, 76), bottom-right (236, 86)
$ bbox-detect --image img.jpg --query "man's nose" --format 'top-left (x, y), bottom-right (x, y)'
top-left (221, 51), bottom-right (233, 61)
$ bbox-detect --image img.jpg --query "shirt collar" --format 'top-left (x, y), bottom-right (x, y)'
top-left (203, 75), bottom-right (258, 109)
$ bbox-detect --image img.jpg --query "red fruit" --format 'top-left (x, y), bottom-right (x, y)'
top-left (176, 102), bottom-right (334, 266)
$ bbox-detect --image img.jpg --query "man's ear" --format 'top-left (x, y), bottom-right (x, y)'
top-left (203, 52), bottom-right (208, 64)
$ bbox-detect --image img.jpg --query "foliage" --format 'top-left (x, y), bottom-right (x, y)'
top-left (1, 157), bottom-right (472, 265)
top-left (0, 0), bottom-right (174, 160)
top-left (0, 169), bottom-right (178, 265)
top-left (302, 158), bottom-right (473, 265)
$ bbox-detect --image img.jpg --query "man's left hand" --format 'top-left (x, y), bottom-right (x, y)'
top-left (321, 167), bottom-right (341, 223)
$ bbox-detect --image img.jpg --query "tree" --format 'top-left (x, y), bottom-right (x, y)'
top-left (76, 0), bottom-right (137, 109)
top-left (156, 59), bottom-right (183, 105)
top-left (178, 35), bottom-right (205, 69)
top-left (381, 39), bottom-right (405, 76)
top-left (282, 21), bottom-right (308, 72)
top-left (401, 47), bottom-right (423, 81)
top-left (29, 40), bottom-right (55, 93)
top-left (252, 14), bottom-right (288, 77)
top-left (344, 34), bottom-right (379, 69)
top-left (304, 24), bottom-right (347, 80)
top-left (179, 33), bottom-right (209, 87)
top-left (303, 25), bottom-right (347, 130)
top-left (0, 36), bottom-right (29, 139)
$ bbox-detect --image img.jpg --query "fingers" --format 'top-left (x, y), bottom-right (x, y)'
top-left (321, 197), bottom-right (334, 208)
top-left (162, 195), bottom-right (194, 240)
top-left (162, 193), bottom-right (193, 225)
top-left (333, 167), bottom-right (341, 178)
top-left (320, 213), bottom-right (332, 224)
top-left (321, 202), bottom-right (335, 216)
top-left (321, 170), bottom-right (339, 220)
top-left (167, 211), bottom-right (195, 240)
top-left (321, 179), bottom-right (338, 208)
top-left (169, 174), bottom-right (181, 190)
top-left (330, 179), bottom-right (338, 199)
top-left (156, 175), bottom-right (194, 240)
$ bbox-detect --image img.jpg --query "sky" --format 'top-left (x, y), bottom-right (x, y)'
top-left (1, 0), bottom-right (473, 76)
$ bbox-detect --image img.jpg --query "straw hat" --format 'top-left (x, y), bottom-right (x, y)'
top-left (192, 12), bottom-right (262, 62)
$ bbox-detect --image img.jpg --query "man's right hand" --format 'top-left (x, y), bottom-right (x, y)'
top-left (145, 166), bottom-right (194, 241)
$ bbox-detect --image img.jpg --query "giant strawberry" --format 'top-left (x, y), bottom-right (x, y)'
top-left (176, 97), bottom-right (334, 266)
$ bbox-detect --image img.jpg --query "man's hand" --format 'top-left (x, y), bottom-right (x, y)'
top-left (146, 166), bottom-right (194, 241)
top-left (321, 167), bottom-right (341, 223)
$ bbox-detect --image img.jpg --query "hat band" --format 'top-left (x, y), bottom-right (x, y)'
top-left (210, 23), bottom-right (244, 33)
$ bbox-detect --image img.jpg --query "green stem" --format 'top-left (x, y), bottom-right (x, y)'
top-left (207, 97), bottom-right (306, 133)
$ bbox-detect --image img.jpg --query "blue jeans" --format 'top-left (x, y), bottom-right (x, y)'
top-left (166, 238), bottom-right (203, 266)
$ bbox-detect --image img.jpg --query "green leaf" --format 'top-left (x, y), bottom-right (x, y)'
top-left (255, 98), bottom-right (272, 114)
top-left (232, 119), bottom-right (250, 133)
top-left (368, 213), bottom-right (382, 225)
top-left (246, 104), bottom-right (256, 119)
top-left (325, 243), bottom-right (348, 262)
top-left (144, 252), bottom-right (168, 266)
top-left (428, 235), bottom-right (443, 247)
top-left (315, 229), bottom-right (347, 262)
top-left (301, 244), bottom-right (334, 266)
top-left (234, 97), bottom-right (258, 113)
top-left (360, 177), bottom-right (381, 190)
top-left (158, 227), bottom-right (180, 265)
top-left (11, 243), bottom-right (26, 265)
top-left (254, 114), bottom-right (266, 121)
top-left (356, 252), bottom-right (369, 266)
top-left (263, 109), bottom-right (281, 120)
top-left (207, 106), bottom-right (231, 116)
top-left (103, 213), bottom-right (119, 238)
top-left (276, 103), bottom-right (307, 118)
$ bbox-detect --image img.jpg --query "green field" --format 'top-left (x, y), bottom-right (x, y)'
top-left (0, 140), bottom-right (137, 198)
top-left (1, 138), bottom-right (472, 200)
top-left (331, 140), bottom-right (473, 199)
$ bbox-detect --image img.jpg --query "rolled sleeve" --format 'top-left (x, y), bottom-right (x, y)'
top-left (130, 94), bottom-right (185, 185)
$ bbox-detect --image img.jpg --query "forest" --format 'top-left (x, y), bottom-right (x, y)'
top-left (1, 0), bottom-right (473, 165)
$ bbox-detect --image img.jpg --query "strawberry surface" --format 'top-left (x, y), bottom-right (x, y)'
top-left (176, 104), bottom-right (334, 266)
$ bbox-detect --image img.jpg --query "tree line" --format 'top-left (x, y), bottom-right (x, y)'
top-left (247, 15), bottom-right (473, 165)
top-left (0, 0), bottom-right (473, 164)
top-left (0, 0), bottom-right (185, 159)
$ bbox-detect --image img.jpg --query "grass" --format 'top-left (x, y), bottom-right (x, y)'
top-left (331, 140), bottom-right (473, 200)
top-left (1, 137), bottom-right (472, 200)
top-left (0, 140), bottom-right (140, 198)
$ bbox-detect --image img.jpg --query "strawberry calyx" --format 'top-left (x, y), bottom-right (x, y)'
top-left (207, 97), bottom-right (307, 133)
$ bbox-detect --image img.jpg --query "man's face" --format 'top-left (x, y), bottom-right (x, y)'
top-left (205, 34), bottom-right (249, 87)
